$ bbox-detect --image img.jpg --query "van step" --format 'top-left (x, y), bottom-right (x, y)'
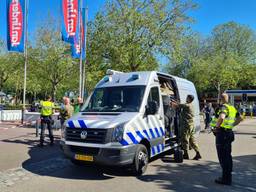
top-left (165, 135), bottom-right (176, 141)
top-left (163, 143), bottom-right (179, 152)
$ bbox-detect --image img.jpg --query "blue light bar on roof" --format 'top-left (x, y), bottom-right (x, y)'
top-left (131, 74), bottom-right (140, 80)
top-left (104, 76), bottom-right (109, 82)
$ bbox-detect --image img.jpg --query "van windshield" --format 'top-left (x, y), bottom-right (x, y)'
top-left (83, 86), bottom-right (146, 112)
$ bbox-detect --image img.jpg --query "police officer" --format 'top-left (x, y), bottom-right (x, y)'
top-left (210, 93), bottom-right (243, 185)
top-left (38, 95), bottom-right (55, 147)
top-left (171, 95), bottom-right (202, 160)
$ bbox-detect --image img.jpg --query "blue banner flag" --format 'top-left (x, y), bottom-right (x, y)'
top-left (61, 0), bottom-right (80, 44)
top-left (71, 7), bottom-right (85, 59)
top-left (7, 0), bottom-right (25, 53)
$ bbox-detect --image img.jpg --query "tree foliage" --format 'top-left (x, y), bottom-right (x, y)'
top-left (1, 2), bottom-right (256, 103)
top-left (87, 0), bottom-right (196, 72)
top-left (166, 22), bottom-right (256, 96)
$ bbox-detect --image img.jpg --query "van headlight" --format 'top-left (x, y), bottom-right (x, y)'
top-left (112, 124), bottom-right (125, 142)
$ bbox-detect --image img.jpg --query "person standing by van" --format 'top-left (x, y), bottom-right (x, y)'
top-left (203, 103), bottom-right (214, 129)
top-left (38, 96), bottom-right (55, 147)
top-left (74, 96), bottom-right (84, 113)
top-left (171, 95), bottom-right (202, 160)
top-left (60, 97), bottom-right (74, 128)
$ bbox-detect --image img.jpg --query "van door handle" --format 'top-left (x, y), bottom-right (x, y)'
top-left (159, 116), bottom-right (163, 120)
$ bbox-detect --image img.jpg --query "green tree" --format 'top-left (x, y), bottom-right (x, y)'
top-left (164, 32), bottom-right (203, 77)
top-left (33, 19), bottom-right (79, 101)
top-left (0, 40), bottom-right (25, 104)
top-left (187, 22), bottom-right (256, 97)
top-left (87, 0), bottom-right (196, 73)
top-left (188, 53), bottom-right (241, 93)
top-left (212, 22), bottom-right (256, 62)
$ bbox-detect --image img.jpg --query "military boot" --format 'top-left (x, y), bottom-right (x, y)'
top-left (215, 177), bottom-right (232, 185)
top-left (193, 152), bottom-right (202, 160)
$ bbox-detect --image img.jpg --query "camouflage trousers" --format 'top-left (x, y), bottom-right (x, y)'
top-left (181, 126), bottom-right (199, 152)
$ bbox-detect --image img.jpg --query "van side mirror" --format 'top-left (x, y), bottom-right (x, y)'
top-left (146, 101), bottom-right (159, 115)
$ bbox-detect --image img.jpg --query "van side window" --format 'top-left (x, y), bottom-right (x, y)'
top-left (148, 87), bottom-right (160, 106)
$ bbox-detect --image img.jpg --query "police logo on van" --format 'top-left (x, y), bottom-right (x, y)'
top-left (80, 131), bottom-right (87, 140)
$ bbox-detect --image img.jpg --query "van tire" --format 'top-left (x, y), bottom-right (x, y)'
top-left (174, 148), bottom-right (183, 163)
top-left (131, 144), bottom-right (149, 176)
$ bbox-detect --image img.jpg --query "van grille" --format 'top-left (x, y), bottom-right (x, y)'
top-left (65, 128), bottom-right (108, 144)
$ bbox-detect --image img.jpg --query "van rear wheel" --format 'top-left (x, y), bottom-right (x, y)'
top-left (131, 144), bottom-right (149, 176)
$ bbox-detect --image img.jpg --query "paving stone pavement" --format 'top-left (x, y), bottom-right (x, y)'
top-left (0, 157), bottom-right (71, 189)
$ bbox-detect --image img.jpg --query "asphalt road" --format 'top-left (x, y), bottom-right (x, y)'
top-left (0, 119), bottom-right (255, 192)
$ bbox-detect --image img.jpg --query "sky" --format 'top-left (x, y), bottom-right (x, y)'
top-left (0, 0), bottom-right (256, 43)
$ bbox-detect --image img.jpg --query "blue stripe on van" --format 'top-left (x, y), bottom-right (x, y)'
top-left (136, 131), bottom-right (144, 140)
top-left (68, 121), bottom-right (75, 128)
top-left (151, 147), bottom-right (155, 156)
top-left (156, 145), bottom-right (160, 153)
top-left (149, 129), bottom-right (156, 139)
top-left (143, 130), bottom-right (150, 140)
top-left (162, 144), bottom-right (165, 151)
top-left (160, 127), bottom-right (164, 136)
top-left (78, 120), bottom-right (87, 128)
top-left (127, 132), bottom-right (139, 144)
top-left (154, 127), bottom-right (161, 137)
top-left (120, 139), bottom-right (129, 146)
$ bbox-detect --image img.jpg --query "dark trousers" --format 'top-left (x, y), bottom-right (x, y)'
top-left (205, 114), bottom-right (211, 129)
top-left (40, 116), bottom-right (54, 144)
top-left (215, 130), bottom-right (234, 181)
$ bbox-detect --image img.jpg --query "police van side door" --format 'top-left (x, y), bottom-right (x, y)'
top-left (143, 86), bottom-right (165, 157)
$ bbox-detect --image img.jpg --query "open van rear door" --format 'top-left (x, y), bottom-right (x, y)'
top-left (174, 77), bottom-right (201, 135)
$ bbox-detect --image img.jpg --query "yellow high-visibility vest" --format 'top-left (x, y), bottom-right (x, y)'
top-left (210, 104), bottom-right (237, 129)
top-left (40, 101), bottom-right (54, 116)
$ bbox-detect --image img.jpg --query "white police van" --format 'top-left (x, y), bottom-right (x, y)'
top-left (60, 70), bottom-right (200, 175)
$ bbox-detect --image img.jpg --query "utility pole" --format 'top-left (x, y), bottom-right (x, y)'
top-left (79, 0), bottom-right (83, 99)
top-left (82, 6), bottom-right (88, 101)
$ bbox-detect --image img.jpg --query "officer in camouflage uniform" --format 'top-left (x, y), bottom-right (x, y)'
top-left (172, 95), bottom-right (202, 160)
top-left (60, 97), bottom-right (74, 128)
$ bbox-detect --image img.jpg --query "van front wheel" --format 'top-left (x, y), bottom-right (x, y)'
top-left (131, 144), bottom-right (149, 176)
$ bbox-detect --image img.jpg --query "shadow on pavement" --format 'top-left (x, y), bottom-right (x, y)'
top-left (138, 155), bottom-right (256, 192)
top-left (21, 141), bottom-right (136, 180)
top-left (234, 132), bottom-right (256, 136)
top-left (15, 139), bottom-right (256, 190)
top-left (2, 133), bottom-right (61, 147)
top-left (2, 137), bottom-right (39, 146)
top-left (4, 132), bottom-right (256, 190)
top-left (21, 143), bottom-right (256, 192)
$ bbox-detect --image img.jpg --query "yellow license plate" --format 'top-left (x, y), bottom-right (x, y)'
top-left (75, 154), bottom-right (93, 162)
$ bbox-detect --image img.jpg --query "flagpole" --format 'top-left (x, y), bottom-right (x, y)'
top-left (79, 0), bottom-right (83, 99)
top-left (82, 6), bottom-right (88, 101)
top-left (22, 0), bottom-right (29, 124)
